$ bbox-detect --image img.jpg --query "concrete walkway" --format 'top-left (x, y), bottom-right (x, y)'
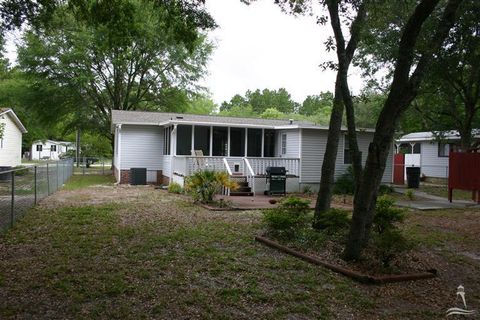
top-left (394, 187), bottom-right (480, 210)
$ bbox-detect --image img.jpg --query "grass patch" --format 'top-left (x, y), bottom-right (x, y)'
top-left (420, 185), bottom-right (474, 201)
top-left (63, 175), bottom-right (115, 190)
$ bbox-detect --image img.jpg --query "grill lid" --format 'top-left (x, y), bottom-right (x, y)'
top-left (266, 166), bottom-right (286, 175)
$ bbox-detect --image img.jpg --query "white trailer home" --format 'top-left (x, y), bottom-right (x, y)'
top-left (0, 108), bottom-right (27, 168)
top-left (31, 140), bottom-right (75, 161)
top-left (112, 110), bottom-right (394, 194)
top-left (396, 130), bottom-right (480, 179)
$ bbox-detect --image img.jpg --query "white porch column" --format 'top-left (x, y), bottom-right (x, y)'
top-left (227, 127), bottom-right (231, 157)
top-left (209, 126), bottom-right (213, 156)
top-left (191, 125), bottom-right (195, 154)
top-left (261, 128), bottom-right (265, 158)
top-left (245, 128), bottom-right (248, 157)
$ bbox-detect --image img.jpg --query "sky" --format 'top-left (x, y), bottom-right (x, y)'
top-left (203, 0), bottom-right (364, 104)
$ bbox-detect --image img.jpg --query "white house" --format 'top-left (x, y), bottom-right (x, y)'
top-left (111, 110), bottom-right (394, 194)
top-left (31, 140), bottom-right (75, 160)
top-left (0, 108), bottom-right (27, 168)
top-left (396, 130), bottom-right (480, 179)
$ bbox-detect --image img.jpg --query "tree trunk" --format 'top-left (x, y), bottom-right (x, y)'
top-left (344, 0), bottom-right (464, 260)
top-left (313, 76), bottom-right (344, 222)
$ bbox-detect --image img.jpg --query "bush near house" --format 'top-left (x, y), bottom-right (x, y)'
top-left (167, 182), bottom-right (183, 194)
top-left (263, 197), bottom-right (311, 238)
top-left (185, 170), bottom-right (238, 203)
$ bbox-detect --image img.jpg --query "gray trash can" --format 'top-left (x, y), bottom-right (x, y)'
top-left (406, 167), bottom-right (421, 188)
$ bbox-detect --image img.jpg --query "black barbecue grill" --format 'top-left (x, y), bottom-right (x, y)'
top-left (265, 166), bottom-right (287, 195)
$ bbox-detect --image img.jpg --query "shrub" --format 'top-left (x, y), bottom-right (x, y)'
top-left (378, 184), bottom-right (394, 195)
top-left (372, 195), bottom-right (406, 234)
top-left (405, 189), bottom-right (415, 200)
top-left (371, 195), bottom-right (410, 267)
top-left (263, 197), bottom-right (311, 237)
top-left (167, 182), bottom-right (183, 194)
top-left (333, 166), bottom-right (355, 195)
top-left (185, 170), bottom-right (238, 203)
top-left (313, 208), bottom-right (350, 234)
top-left (302, 185), bottom-right (314, 196)
top-left (371, 229), bottom-right (412, 268)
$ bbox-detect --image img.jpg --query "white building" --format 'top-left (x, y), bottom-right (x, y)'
top-left (112, 110), bottom-right (394, 193)
top-left (31, 140), bottom-right (75, 161)
top-left (396, 130), bottom-right (480, 179)
top-left (0, 108), bottom-right (27, 168)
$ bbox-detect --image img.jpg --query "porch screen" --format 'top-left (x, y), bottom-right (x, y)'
top-left (247, 129), bottom-right (262, 157)
top-left (264, 129), bottom-right (275, 157)
top-left (176, 125), bottom-right (192, 155)
top-left (194, 126), bottom-right (210, 156)
top-left (213, 127), bottom-right (228, 156)
top-left (230, 128), bottom-right (245, 157)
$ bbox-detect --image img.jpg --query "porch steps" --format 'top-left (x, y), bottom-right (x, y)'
top-left (230, 179), bottom-right (254, 196)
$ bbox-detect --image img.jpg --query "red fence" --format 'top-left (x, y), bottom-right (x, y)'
top-left (448, 152), bottom-right (480, 203)
top-left (393, 153), bottom-right (405, 185)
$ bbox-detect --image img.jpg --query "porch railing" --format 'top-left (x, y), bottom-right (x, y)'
top-left (247, 157), bottom-right (300, 176)
top-left (244, 158), bottom-right (256, 196)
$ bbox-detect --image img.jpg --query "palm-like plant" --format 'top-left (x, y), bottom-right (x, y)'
top-left (185, 170), bottom-right (238, 203)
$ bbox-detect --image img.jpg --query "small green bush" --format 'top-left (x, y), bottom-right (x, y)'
top-left (333, 166), bottom-right (355, 195)
top-left (168, 182), bottom-right (183, 194)
top-left (373, 195), bottom-right (406, 234)
top-left (405, 189), bottom-right (415, 200)
top-left (263, 197), bottom-right (311, 237)
top-left (302, 185), bottom-right (314, 196)
top-left (313, 208), bottom-right (351, 234)
top-left (371, 195), bottom-right (410, 267)
top-left (378, 184), bottom-right (394, 195)
top-left (371, 229), bottom-right (412, 268)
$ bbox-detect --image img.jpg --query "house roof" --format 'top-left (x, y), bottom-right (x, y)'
top-left (32, 139), bottom-right (75, 146)
top-left (0, 108), bottom-right (27, 133)
top-left (111, 110), bottom-right (375, 132)
top-left (397, 129), bottom-right (480, 143)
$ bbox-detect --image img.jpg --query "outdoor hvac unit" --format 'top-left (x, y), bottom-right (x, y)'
top-left (130, 168), bottom-right (147, 185)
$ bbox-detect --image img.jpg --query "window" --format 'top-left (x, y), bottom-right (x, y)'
top-left (281, 133), bottom-right (287, 155)
top-left (438, 143), bottom-right (459, 157)
top-left (230, 127), bottom-right (245, 157)
top-left (36, 145), bottom-right (43, 152)
top-left (176, 125), bottom-right (192, 155)
top-left (247, 128), bottom-right (262, 157)
top-left (412, 143), bottom-right (421, 154)
top-left (51, 145), bottom-right (57, 152)
top-left (163, 126), bottom-right (172, 155)
top-left (264, 129), bottom-right (275, 157)
top-left (194, 126), bottom-right (210, 156)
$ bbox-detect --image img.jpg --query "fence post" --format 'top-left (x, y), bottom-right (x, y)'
top-left (56, 162), bottom-right (59, 190)
top-left (83, 157), bottom-right (86, 175)
top-left (47, 163), bottom-right (50, 195)
top-left (34, 166), bottom-right (37, 205)
top-left (102, 160), bottom-right (105, 175)
top-left (10, 171), bottom-right (15, 228)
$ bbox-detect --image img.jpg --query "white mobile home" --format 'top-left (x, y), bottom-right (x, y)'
top-left (396, 130), bottom-right (480, 179)
top-left (112, 110), bottom-right (394, 194)
top-left (31, 140), bottom-right (75, 161)
top-left (0, 108), bottom-right (27, 168)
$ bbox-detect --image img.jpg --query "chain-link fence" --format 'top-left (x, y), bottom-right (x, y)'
top-left (73, 157), bottom-right (112, 175)
top-left (0, 159), bottom-right (74, 232)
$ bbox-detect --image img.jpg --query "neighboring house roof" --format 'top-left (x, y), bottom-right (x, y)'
top-left (397, 129), bottom-right (480, 143)
top-left (32, 139), bottom-right (75, 146)
top-left (0, 108), bottom-right (27, 133)
top-left (111, 110), bottom-right (375, 132)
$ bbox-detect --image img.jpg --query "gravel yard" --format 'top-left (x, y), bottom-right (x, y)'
top-left (0, 177), bottom-right (479, 319)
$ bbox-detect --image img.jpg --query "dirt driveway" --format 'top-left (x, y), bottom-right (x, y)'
top-left (0, 183), bottom-right (479, 319)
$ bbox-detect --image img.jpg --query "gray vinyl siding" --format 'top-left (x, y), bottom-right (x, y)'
top-left (120, 125), bottom-right (163, 170)
top-left (275, 129), bottom-right (301, 158)
top-left (300, 130), bottom-right (393, 184)
top-left (420, 141), bottom-right (449, 178)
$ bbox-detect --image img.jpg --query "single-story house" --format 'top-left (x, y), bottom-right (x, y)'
top-left (0, 108), bottom-right (27, 168)
top-left (112, 110), bottom-right (394, 194)
top-left (395, 130), bottom-right (480, 179)
top-left (30, 140), bottom-right (75, 161)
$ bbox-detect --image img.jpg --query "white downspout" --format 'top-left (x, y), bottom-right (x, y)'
top-left (115, 124), bottom-right (122, 184)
